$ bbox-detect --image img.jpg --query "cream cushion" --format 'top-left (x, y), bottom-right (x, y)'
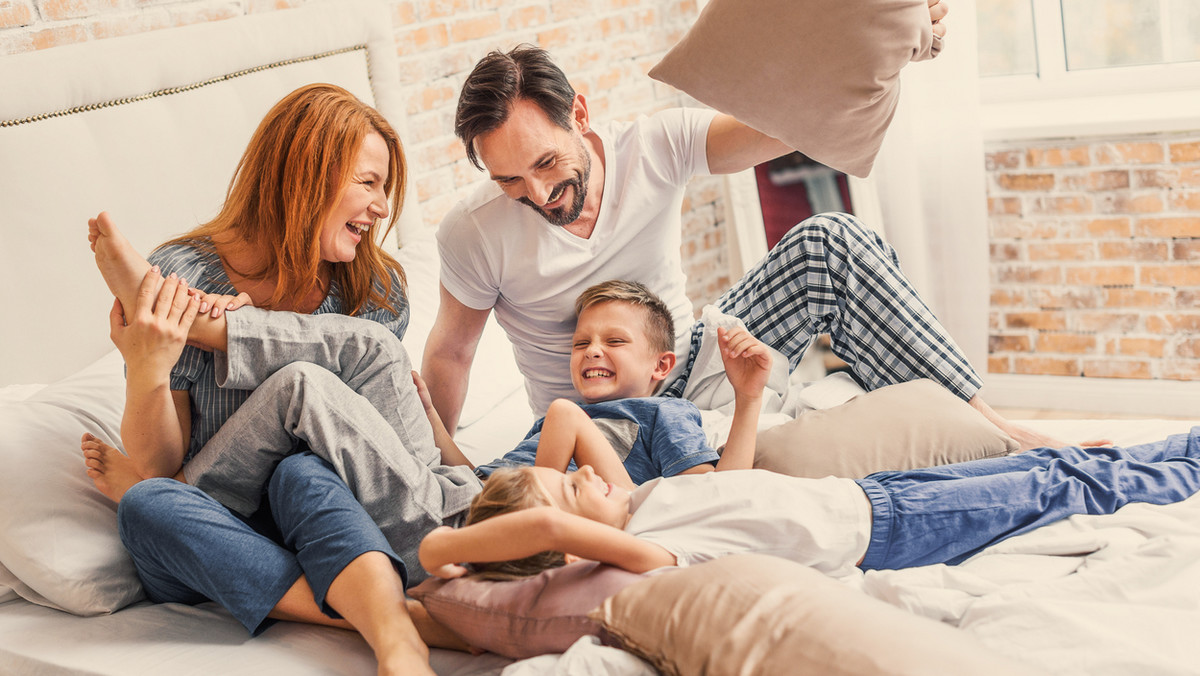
top-left (590, 554), bottom-right (1045, 676)
top-left (755, 379), bottom-right (1018, 478)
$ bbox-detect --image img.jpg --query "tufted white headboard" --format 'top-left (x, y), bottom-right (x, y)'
top-left (0, 0), bottom-right (422, 387)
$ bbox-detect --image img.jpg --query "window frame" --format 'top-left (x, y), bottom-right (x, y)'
top-left (980, 0), bottom-right (1200, 141)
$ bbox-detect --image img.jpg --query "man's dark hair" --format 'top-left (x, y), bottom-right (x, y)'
top-left (454, 44), bottom-right (577, 170)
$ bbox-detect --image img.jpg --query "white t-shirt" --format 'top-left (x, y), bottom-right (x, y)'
top-left (437, 108), bottom-right (717, 415)
top-left (625, 471), bottom-right (871, 578)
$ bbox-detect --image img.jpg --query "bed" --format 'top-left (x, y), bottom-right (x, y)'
top-left (2, 2), bottom-right (1198, 674)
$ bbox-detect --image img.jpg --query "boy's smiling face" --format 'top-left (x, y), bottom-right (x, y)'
top-left (570, 301), bottom-right (675, 404)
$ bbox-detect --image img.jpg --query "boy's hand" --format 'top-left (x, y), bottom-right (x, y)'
top-left (195, 290), bottom-right (252, 318)
top-left (718, 326), bottom-right (771, 400)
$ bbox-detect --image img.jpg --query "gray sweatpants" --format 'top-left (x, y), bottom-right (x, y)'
top-left (180, 307), bottom-right (481, 584)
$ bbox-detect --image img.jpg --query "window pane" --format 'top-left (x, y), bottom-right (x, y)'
top-left (978, 0), bottom-right (1038, 77)
top-left (1166, 0), bottom-right (1200, 63)
top-left (1062, 0), bottom-right (1200, 69)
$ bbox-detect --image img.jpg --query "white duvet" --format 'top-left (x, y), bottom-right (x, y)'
top-left (862, 488), bottom-right (1200, 675)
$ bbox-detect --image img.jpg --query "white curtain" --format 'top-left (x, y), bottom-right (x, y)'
top-left (852, 0), bottom-right (990, 372)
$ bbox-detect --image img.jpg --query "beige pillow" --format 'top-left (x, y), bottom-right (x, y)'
top-left (649, 0), bottom-right (938, 177)
top-left (755, 379), bottom-right (1017, 479)
top-left (590, 554), bottom-right (1044, 676)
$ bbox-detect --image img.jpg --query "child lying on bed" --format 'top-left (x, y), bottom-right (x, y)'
top-left (419, 407), bottom-right (1200, 580)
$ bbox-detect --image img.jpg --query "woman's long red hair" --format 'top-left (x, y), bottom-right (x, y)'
top-left (166, 83), bottom-right (407, 314)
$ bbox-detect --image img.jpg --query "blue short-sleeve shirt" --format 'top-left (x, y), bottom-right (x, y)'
top-left (475, 397), bottom-right (719, 484)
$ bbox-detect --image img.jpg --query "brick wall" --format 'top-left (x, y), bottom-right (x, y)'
top-left (0, 0), bottom-right (731, 309)
top-left (986, 131), bottom-right (1200, 382)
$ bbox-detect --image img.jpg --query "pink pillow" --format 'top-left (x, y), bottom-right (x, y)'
top-left (408, 560), bottom-right (644, 659)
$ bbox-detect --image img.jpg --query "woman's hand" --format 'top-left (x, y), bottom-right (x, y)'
top-left (111, 267), bottom-right (200, 384)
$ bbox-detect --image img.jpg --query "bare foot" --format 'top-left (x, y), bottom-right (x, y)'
top-left (81, 433), bottom-right (145, 503)
top-left (966, 394), bottom-right (1113, 452)
top-left (405, 599), bottom-right (475, 653)
top-left (88, 211), bottom-right (152, 314)
top-left (376, 639), bottom-right (436, 676)
top-left (1003, 424), bottom-right (1069, 453)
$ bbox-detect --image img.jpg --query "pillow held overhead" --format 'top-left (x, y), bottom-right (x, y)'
top-left (648, 0), bottom-right (938, 177)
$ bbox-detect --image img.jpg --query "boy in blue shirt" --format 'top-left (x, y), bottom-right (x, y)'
top-left (471, 279), bottom-right (772, 484)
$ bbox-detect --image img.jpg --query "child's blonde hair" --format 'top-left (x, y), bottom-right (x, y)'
top-left (465, 468), bottom-right (568, 579)
top-left (574, 280), bottom-right (675, 354)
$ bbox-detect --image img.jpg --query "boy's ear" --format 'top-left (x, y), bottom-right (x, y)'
top-left (564, 553), bottom-right (583, 565)
top-left (650, 351), bottom-right (677, 382)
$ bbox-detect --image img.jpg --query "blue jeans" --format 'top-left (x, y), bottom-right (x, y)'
top-left (118, 453), bottom-right (403, 635)
top-left (857, 428), bottom-right (1200, 570)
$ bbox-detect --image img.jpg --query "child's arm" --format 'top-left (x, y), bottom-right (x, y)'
top-left (714, 326), bottom-right (771, 472)
top-left (412, 371), bottom-right (474, 469)
top-left (535, 399), bottom-right (636, 490)
top-left (419, 507), bottom-right (675, 578)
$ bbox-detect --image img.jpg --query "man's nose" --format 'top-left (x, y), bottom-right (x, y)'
top-left (527, 177), bottom-right (553, 206)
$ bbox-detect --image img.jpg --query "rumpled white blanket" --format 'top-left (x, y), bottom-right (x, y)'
top-left (859, 489), bottom-right (1200, 675)
top-left (680, 305), bottom-right (867, 450)
top-left (501, 636), bottom-right (656, 676)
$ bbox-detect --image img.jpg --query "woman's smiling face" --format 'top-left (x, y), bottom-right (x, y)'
top-left (318, 132), bottom-right (391, 264)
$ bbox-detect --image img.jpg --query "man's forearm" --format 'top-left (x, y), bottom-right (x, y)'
top-left (421, 354), bottom-right (471, 435)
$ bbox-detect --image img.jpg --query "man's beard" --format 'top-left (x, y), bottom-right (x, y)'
top-left (518, 140), bottom-right (592, 227)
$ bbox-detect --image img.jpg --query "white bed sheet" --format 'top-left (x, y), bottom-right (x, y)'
top-left (0, 595), bottom-right (512, 676)
top-left (858, 418), bottom-right (1200, 676)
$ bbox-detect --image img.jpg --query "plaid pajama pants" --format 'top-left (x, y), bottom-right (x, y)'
top-left (661, 212), bottom-right (983, 402)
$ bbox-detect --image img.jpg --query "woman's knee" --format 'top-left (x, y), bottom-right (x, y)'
top-left (117, 478), bottom-right (200, 552)
top-left (118, 478), bottom-right (186, 528)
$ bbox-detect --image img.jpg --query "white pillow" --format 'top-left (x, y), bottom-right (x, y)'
top-left (0, 351), bottom-right (145, 615)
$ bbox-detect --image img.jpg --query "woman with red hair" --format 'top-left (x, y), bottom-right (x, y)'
top-left (84, 84), bottom-right (461, 675)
